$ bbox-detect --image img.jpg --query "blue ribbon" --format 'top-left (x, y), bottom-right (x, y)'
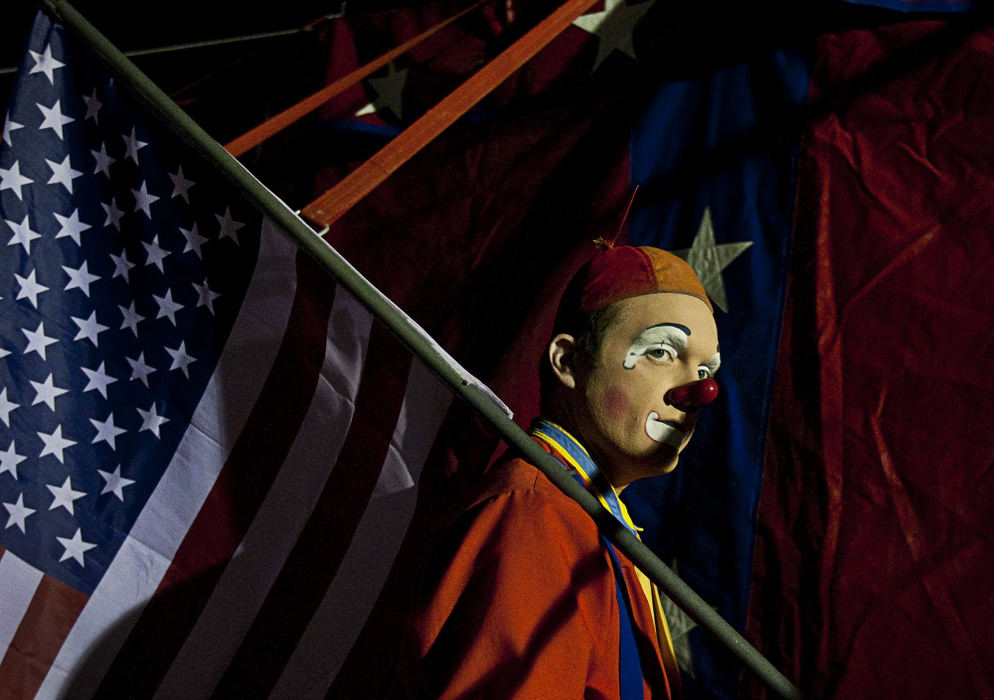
top-left (530, 419), bottom-right (639, 536)
top-left (530, 419), bottom-right (647, 699)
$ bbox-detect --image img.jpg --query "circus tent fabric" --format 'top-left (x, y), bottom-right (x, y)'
top-left (1, 1), bottom-right (992, 697)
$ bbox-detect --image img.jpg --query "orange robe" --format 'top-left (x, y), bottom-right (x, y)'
top-left (392, 440), bottom-right (674, 699)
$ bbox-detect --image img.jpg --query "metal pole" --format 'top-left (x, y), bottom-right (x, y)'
top-left (36, 2), bottom-right (801, 698)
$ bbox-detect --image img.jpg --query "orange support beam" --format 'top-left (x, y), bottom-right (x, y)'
top-left (224, 0), bottom-right (489, 158)
top-left (300, 0), bottom-right (600, 229)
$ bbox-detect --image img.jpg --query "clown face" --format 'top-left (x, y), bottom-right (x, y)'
top-left (572, 292), bottom-right (719, 486)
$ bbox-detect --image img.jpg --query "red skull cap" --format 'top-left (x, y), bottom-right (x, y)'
top-left (574, 245), bottom-right (713, 314)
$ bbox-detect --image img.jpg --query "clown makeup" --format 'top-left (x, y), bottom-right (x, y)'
top-left (701, 353), bottom-right (722, 379)
top-left (623, 324), bottom-right (720, 446)
top-left (561, 292), bottom-right (719, 485)
top-left (644, 412), bottom-right (685, 447)
top-left (622, 323), bottom-right (690, 370)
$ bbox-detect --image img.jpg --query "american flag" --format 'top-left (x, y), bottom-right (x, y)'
top-left (0, 13), bottom-right (452, 698)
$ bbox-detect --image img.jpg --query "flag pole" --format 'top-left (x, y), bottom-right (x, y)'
top-left (36, 2), bottom-right (801, 698)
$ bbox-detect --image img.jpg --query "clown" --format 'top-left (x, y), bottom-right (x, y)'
top-left (393, 246), bottom-right (719, 700)
top-left (542, 245), bottom-right (719, 488)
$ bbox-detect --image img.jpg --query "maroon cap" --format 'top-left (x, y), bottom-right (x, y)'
top-left (573, 245), bottom-right (713, 313)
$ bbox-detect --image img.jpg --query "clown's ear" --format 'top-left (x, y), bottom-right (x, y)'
top-left (548, 334), bottom-right (579, 390)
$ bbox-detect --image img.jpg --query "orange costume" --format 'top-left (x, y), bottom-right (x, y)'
top-left (395, 424), bottom-right (680, 699)
top-left (392, 246), bottom-right (715, 698)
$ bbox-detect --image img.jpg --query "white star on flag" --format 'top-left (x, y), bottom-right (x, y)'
top-left (193, 280), bottom-right (220, 314)
top-left (37, 425), bottom-right (76, 464)
top-left (110, 249), bottom-right (136, 280)
top-left (3, 494), bottom-right (35, 533)
top-left (126, 352), bottom-right (156, 387)
top-left (137, 403), bottom-right (168, 437)
top-left (165, 341), bottom-right (196, 377)
top-left (122, 126), bottom-right (147, 164)
top-left (30, 373), bottom-right (70, 411)
top-left (47, 477), bottom-right (85, 514)
top-left (63, 261), bottom-right (101, 296)
top-left (98, 466), bottom-right (135, 501)
top-left (0, 161), bottom-right (33, 200)
top-left (91, 142), bottom-right (114, 177)
top-left (169, 165), bottom-right (194, 201)
top-left (142, 234), bottom-right (170, 271)
top-left (81, 361), bottom-right (117, 398)
top-left (71, 310), bottom-right (109, 345)
top-left (118, 301), bottom-right (144, 336)
top-left (2, 116), bottom-right (23, 146)
top-left (6, 214), bottom-right (42, 253)
top-left (46, 155), bottom-right (83, 193)
top-left (179, 222), bottom-right (207, 258)
top-left (37, 99), bottom-right (74, 139)
top-left (22, 322), bottom-right (59, 360)
top-left (0, 388), bottom-right (19, 427)
top-left (83, 87), bottom-right (102, 122)
top-left (90, 413), bottom-right (126, 450)
top-left (15, 269), bottom-right (49, 308)
top-left (54, 208), bottom-right (92, 245)
top-left (132, 180), bottom-right (160, 217)
top-left (0, 440), bottom-right (27, 479)
top-left (216, 206), bottom-right (244, 243)
top-left (28, 44), bottom-right (65, 84)
top-left (153, 288), bottom-right (183, 325)
top-left (56, 528), bottom-right (97, 566)
top-left (101, 197), bottom-right (124, 230)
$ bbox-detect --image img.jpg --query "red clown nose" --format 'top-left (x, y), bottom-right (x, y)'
top-left (664, 378), bottom-right (719, 411)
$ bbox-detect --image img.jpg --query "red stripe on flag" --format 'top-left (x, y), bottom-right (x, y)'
top-left (93, 252), bottom-right (336, 697)
top-left (0, 573), bottom-right (88, 697)
top-left (212, 319), bottom-right (414, 697)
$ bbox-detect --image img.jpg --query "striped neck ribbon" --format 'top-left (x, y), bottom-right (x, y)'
top-left (530, 419), bottom-right (641, 536)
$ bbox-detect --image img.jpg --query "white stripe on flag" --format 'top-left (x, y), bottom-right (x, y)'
top-left (152, 289), bottom-right (374, 699)
top-left (0, 550), bottom-right (44, 660)
top-left (36, 218), bottom-right (299, 699)
top-left (272, 357), bottom-right (453, 698)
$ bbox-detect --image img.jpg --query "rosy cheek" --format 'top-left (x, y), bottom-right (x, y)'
top-left (601, 387), bottom-right (630, 420)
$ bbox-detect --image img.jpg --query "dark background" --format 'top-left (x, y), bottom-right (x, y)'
top-left (1, 1), bottom-right (430, 145)
top-left (2, 0), bottom-right (917, 149)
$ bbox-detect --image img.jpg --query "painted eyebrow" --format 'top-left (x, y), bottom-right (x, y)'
top-left (634, 324), bottom-right (689, 350)
top-left (645, 322), bottom-right (691, 335)
top-left (623, 324), bottom-right (690, 369)
top-left (703, 353), bottom-right (722, 375)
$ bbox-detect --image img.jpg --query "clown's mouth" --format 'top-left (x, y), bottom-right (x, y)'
top-left (645, 412), bottom-right (685, 448)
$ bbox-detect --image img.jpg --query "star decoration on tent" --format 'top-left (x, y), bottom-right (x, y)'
top-left (658, 590), bottom-right (699, 677)
top-left (674, 207), bottom-right (752, 313)
top-left (356, 62), bottom-right (409, 120)
top-left (573, 0), bottom-right (657, 72)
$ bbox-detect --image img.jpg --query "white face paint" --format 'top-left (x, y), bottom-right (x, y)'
top-left (622, 324), bottom-right (689, 370)
top-left (645, 411), bottom-right (686, 447)
top-left (700, 353), bottom-right (722, 380)
top-left (574, 293), bottom-right (719, 485)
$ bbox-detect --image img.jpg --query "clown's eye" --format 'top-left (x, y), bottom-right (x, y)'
top-left (646, 345), bottom-right (677, 361)
top-left (698, 366), bottom-right (712, 379)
